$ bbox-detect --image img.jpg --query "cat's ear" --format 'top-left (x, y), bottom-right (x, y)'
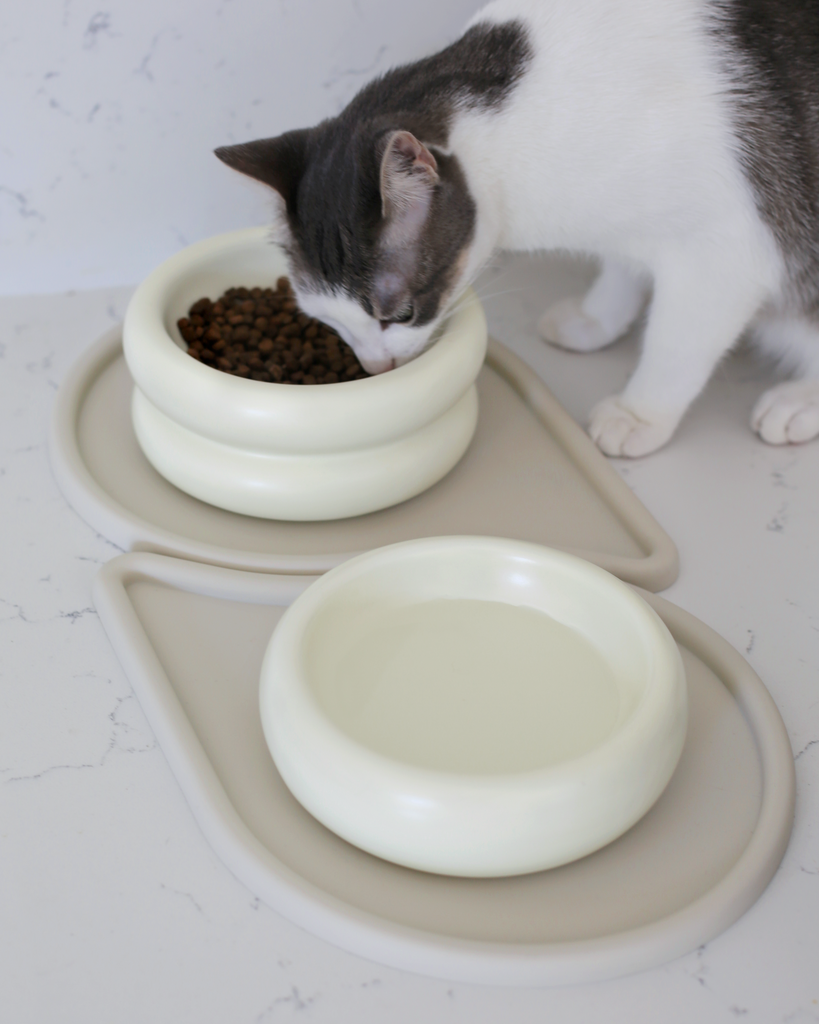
top-left (375, 132), bottom-right (438, 313)
top-left (379, 130), bottom-right (439, 245)
top-left (214, 129), bottom-right (310, 210)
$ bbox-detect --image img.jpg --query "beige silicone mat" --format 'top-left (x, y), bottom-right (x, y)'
top-left (92, 551), bottom-right (795, 987)
top-left (50, 327), bottom-right (677, 589)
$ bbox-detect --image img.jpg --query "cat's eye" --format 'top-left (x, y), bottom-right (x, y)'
top-left (381, 303), bottom-right (414, 328)
top-left (393, 304), bottom-right (414, 323)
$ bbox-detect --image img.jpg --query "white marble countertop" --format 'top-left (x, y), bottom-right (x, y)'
top-left (2, 254), bottom-right (817, 1023)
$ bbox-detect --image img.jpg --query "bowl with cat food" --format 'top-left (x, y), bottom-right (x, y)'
top-left (122, 227), bottom-right (487, 521)
top-left (260, 536), bottom-right (688, 877)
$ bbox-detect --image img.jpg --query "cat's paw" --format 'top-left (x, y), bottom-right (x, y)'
top-left (538, 298), bottom-right (612, 352)
top-left (752, 381), bottom-right (819, 444)
top-left (588, 396), bottom-right (678, 457)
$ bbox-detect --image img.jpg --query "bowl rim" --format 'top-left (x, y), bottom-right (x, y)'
top-left (260, 536), bottom-right (685, 791)
top-left (122, 228), bottom-right (488, 453)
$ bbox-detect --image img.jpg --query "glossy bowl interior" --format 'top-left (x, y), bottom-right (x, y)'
top-left (122, 228), bottom-right (487, 520)
top-left (259, 537), bottom-right (688, 877)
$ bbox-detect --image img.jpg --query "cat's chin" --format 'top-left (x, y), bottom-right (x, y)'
top-left (359, 355), bottom-right (397, 375)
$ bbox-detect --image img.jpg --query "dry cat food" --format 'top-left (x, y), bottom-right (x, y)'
top-left (177, 277), bottom-right (370, 384)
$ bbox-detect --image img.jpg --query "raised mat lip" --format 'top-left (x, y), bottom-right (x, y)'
top-left (259, 536), bottom-right (687, 876)
top-left (49, 327), bottom-right (679, 589)
top-left (92, 551), bottom-right (795, 987)
top-left (121, 227), bottom-right (488, 454)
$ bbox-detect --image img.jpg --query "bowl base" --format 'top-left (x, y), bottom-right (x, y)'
top-left (132, 383), bottom-right (479, 521)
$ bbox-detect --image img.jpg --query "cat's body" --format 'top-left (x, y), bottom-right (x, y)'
top-left (217, 0), bottom-right (819, 455)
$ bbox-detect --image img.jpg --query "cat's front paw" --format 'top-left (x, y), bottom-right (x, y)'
top-left (538, 298), bottom-right (612, 353)
top-left (588, 396), bottom-right (678, 457)
top-left (752, 381), bottom-right (819, 444)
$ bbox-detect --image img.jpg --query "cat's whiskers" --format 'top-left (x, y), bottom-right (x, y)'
top-left (437, 255), bottom-right (503, 319)
top-left (443, 288), bottom-right (526, 327)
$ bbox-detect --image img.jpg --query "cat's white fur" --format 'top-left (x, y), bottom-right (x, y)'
top-left (296, 0), bottom-right (819, 453)
top-left (290, 288), bottom-right (415, 374)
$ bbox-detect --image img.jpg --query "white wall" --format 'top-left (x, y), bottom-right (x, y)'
top-left (1, 0), bottom-right (484, 295)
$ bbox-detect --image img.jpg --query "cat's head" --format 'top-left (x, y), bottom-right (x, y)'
top-left (215, 120), bottom-right (477, 374)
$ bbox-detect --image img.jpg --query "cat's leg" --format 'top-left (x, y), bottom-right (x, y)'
top-left (750, 315), bottom-right (819, 444)
top-left (589, 251), bottom-right (767, 457)
top-left (538, 258), bottom-right (650, 353)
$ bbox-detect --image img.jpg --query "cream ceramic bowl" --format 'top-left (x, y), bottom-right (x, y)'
top-left (122, 228), bottom-right (487, 521)
top-left (259, 537), bottom-right (688, 878)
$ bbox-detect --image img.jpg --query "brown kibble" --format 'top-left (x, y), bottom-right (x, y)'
top-left (183, 277), bottom-right (371, 385)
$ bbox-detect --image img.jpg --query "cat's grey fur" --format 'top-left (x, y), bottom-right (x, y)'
top-left (216, 22), bottom-right (531, 328)
top-left (216, 0), bottom-right (819, 454)
top-left (718, 1), bottom-right (819, 312)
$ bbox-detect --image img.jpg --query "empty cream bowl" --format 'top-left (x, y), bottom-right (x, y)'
top-left (259, 537), bottom-right (688, 877)
top-left (122, 228), bottom-right (487, 521)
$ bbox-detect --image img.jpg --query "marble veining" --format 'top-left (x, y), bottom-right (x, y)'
top-left (1, 261), bottom-right (818, 1018)
top-left (0, 0), bottom-right (482, 295)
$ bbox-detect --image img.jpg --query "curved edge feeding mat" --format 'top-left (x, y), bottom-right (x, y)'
top-left (92, 551), bottom-right (795, 987)
top-left (50, 327), bottom-right (678, 591)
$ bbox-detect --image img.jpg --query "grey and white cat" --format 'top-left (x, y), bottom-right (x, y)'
top-left (216, 0), bottom-right (819, 456)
